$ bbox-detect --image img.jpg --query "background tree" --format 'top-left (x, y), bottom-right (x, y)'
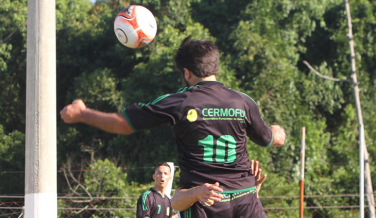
top-left (0, 0), bottom-right (375, 217)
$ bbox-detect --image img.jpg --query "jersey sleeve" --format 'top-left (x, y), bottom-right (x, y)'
top-left (136, 193), bottom-right (151, 218)
top-left (244, 96), bottom-right (273, 147)
top-left (123, 93), bottom-right (184, 131)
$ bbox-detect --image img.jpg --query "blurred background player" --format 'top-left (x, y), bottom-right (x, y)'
top-left (60, 36), bottom-right (286, 218)
top-left (137, 162), bottom-right (178, 218)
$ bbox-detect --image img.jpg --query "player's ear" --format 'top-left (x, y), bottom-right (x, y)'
top-left (152, 174), bottom-right (156, 181)
top-left (183, 68), bottom-right (192, 80)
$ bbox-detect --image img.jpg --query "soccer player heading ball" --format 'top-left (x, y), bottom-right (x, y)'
top-left (60, 36), bottom-right (286, 218)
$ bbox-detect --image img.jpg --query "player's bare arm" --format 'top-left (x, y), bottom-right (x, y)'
top-left (171, 182), bottom-right (224, 211)
top-left (250, 160), bottom-right (267, 198)
top-left (270, 125), bottom-right (286, 147)
top-left (60, 99), bottom-right (134, 135)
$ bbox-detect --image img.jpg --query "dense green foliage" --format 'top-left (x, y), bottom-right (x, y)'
top-left (1, 0), bottom-right (376, 217)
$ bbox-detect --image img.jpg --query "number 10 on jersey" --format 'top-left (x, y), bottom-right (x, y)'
top-left (198, 135), bottom-right (237, 163)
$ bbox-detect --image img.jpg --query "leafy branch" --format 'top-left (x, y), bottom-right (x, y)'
top-left (0, 21), bottom-right (27, 45)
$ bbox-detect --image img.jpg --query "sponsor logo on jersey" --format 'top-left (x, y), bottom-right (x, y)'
top-left (187, 109), bottom-right (198, 122)
top-left (202, 108), bottom-right (246, 119)
top-left (187, 108), bottom-right (247, 122)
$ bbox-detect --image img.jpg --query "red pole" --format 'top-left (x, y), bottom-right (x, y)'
top-left (300, 127), bottom-right (306, 218)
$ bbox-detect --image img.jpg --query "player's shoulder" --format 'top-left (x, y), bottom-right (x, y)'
top-left (172, 85), bottom-right (198, 94)
top-left (140, 188), bottom-right (153, 199)
top-left (231, 89), bottom-right (259, 106)
top-left (154, 85), bottom-right (198, 100)
top-left (140, 88), bottom-right (191, 107)
top-left (138, 188), bottom-right (155, 205)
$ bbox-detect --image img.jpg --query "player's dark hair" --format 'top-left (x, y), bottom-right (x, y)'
top-left (174, 36), bottom-right (220, 78)
top-left (154, 162), bottom-right (171, 173)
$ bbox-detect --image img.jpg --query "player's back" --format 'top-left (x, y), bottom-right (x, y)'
top-left (174, 81), bottom-right (271, 190)
top-left (124, 80), bottom-right (272, 191)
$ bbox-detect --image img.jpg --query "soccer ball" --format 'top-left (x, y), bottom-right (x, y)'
top-left (114, 5), bottom-right (157, 49)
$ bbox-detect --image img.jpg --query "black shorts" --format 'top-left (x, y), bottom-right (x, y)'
top-left (179, 188), bottom-right (266, 218)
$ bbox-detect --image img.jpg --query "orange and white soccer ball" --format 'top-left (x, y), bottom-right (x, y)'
top-left (114, 5), bottom-right (157, 49)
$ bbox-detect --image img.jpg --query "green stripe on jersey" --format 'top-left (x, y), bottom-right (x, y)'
top-left (220, 189), bottom-right (257, 202)
top-left (176, 85), bottom-right (198, 93)
top-left (141, 190), bottom-right (152, 210)
top-left (123, 108), bottom-right (136, 131)
top-left (151, 94), bottom-right (172, 105)
top-left (234, 90), bottom-right (258, 106)
top-left (137, 94), bottom-right (172, 108)
top-left (176, 87), bottom-right (189, 93)
top-left (234, 90), bottom-right (273, 146)
top-left (184, 208), bottom-right (191, 218)
top-left (217, 186), bottom-right (257, 194)
top-left (234, 90), bottom-right (267, 120)
top-left (264, 126), bottom-right (273, 147)
top-left (140, 85), bottom-right (197, 107)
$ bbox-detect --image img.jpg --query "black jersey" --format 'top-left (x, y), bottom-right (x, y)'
top-left (136, 188), bottom-right (172, 218)
top-left (124, 81), bottom-right (272, 191)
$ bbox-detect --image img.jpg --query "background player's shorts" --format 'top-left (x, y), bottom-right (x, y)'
top-left (180, 189), bottom-right (266, 218)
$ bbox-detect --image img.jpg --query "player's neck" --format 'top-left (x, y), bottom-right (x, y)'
top-left (190, 75), bottom-right (217, 86)
top-left (201, 75), bottom-right (217, 82)
top-left (153, 185), bottom-right (166, 197)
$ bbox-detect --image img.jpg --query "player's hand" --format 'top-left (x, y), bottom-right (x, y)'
top-left (196, 182), bottom-right (224, 206)
top-left (250, 159), bottom-right (267, 198)
top-left (271, 125), bottom-right (286, 147)
top-left (60, 99), bottom-right (86, 123)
